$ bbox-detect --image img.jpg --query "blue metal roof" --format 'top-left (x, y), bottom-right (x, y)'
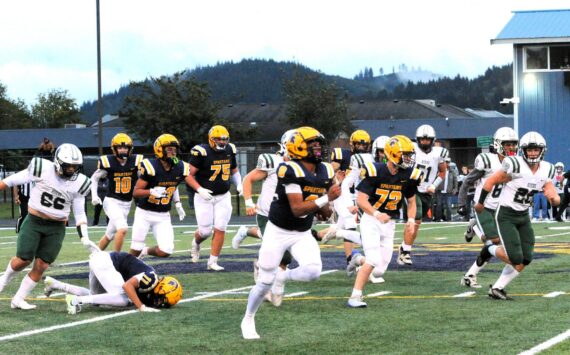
top-left (492, 9), bottom-right (570, 44)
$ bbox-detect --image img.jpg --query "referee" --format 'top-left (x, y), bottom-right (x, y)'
top-left (13, 182), bottom-right (31, 233)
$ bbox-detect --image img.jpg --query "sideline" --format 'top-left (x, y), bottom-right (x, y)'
top-left (0, 285), bottom-right (253, 342)
top-left (519, 330), bottom-right (570, 355)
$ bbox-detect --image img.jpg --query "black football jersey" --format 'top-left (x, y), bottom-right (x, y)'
top-left (109, 252), bottom-right (157, 307)
top-left (330, 148), bottom-right (351, 171)
top-left (269, 160), bottom-right (335, 232)
top-left (136, 158), bottom-right (190, 212)
top-left (189, 143), bottom-right (237, 195)
top-left (97, 154), bottom-right (143, 201)
top-left (356, 162), bottom-right (422, 218)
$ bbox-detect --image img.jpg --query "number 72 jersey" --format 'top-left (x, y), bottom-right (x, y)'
top-left (499, 156), bottom-right (555, 211)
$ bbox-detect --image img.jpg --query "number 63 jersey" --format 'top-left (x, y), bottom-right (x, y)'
top-left (28, 157), bottom-right (91, 219)
top-left (499, 156), bottom-right (555, 211)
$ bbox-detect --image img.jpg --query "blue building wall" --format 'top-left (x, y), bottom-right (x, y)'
top-left (516, 45), bottom-right (570, 167)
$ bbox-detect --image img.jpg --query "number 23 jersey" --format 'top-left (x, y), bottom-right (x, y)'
top-left (28, 157), bottom-right (91, 219)
top-left (189, 143), bottom-right (237, 195)
top-left (499, 156), bottom-right (554, 211)
top-left (136, 158), bottom-right (190, 213)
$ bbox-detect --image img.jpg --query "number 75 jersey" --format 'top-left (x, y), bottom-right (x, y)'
top-left (499, 156), bottom-right (555, 211)
top-left (27, 157), bottom-right (91, 219)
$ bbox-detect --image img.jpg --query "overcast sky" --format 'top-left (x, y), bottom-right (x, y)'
top-left (1, 0), bottom-right (568, 105)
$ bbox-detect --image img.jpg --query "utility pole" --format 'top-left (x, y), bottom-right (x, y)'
top-left (96, 0), bottom-right (103, 155)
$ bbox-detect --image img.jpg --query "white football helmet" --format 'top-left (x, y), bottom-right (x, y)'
top-left (277, 129), bottom-right (295, 157)
top-left (415, 124), bottom-right (436, 151)
top-left (372, 136), bottom-right (390, 161)
top-left (54, 143), bottom-right (83, 180)
top-left (493, 127), bottom-right (518, 157)
top-left (519, 131), bottom-right (546, 165)
top-left (555, 162), bottom-right (565, 172)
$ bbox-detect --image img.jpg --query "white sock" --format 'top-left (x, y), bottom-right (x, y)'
top-left (351, 288), bottom-right (363, 298)
top-left (50, 278), bottom-right (90, 296)
top-left (246, 282), bottom-right (272, 316)
top-left (13, 275), bottom-right (37, 302)
top-left (78, 293), bottom-right (129, 307)
top-left (401, 243), bottom-right (412, 252)
top-left (208, 255), bottom-right (218, 265)
top-left (466, 261), bottom-right (485, 276)
top-left (0, 263), bottom-right (19, 289)
top-left (488, 245), bottom-right (498, 257)
top-left (492, 264), bottom-right (520, 289)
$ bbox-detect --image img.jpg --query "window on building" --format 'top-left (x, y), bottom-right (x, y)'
top-left (550, 45), bottom-right (570, 70)
top-left (525, 46), bottom-right (548, 70)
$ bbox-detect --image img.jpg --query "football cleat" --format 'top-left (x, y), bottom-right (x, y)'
top-left (241, 316), bottom-right (260, 340)
top-left (464, 219), bottom-right (477, 242)
top-left (232, 226), bottom-right (248, 249)
top-left (347, 295), bottom-right (367, 308)
top-left (191, 238), bottom-right (200, 263)
top-left (270, 292), bottom-right (283, 307)
top-left (263, 290), bottom-right (272, 302)
top-left (476, 245), bottom-right (493, 267)
top-left (460, 274), bottom-right (482, 288)
top-left (321, 225), bottom-right (338, 244)
top-left (488, 286), bottom-right (513, 301)
top-left (137, 247), bottom-right (149, 260)
top-left (207, 262), bottom-right (225, 271)
top-left (11, 298), bottom-right (37, 310)
top-left (44, 276), bottom-right (56, 297)
top-left (397, 246), bottom-right (413, 265)
top-left (346, 252), bottom-right (362, 277)
top-left (66, 294), bottom-right (81, 314)
top-left (369, 274), bottom-right (385, 284)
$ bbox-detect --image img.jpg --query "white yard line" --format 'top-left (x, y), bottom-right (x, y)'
top-left (519, 329), bottom-right (570, 355)
top-left (0, 285), bottom-right (254, 342)
top-left (285, 292), bottom-right (308, 298)
top-left (543, 291), bottom-right (565, 298)
top-left (367, 291), bottom-right (392, 297)
top-left (453, 291), bottom-right (476, 298)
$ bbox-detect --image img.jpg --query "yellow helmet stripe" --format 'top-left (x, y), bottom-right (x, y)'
top-left (101, 155), bottom-right (111, 169)
top-left (142, 159), bottom-right (156, 176)
top-left (287, 161), bottom-right (305, 177)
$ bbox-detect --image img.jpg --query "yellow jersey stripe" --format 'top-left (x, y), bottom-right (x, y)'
top-left (101, 156), bottom-right (111, 169)
top-left (364, 162), bottom-right (377, 177)
top-left (194, 146), bottom-right (207, 156)
top-left (135, 154), bottom-right (144, 166)
top-left (334, 148), bottom-right (343, 160)
top-left (410, 168), bottom-right (422, 180)
top-left (323, 162), bottom-right (334, 179)
top-left (142, 159), bottom-right (156, 176)
top-left (183, 161), bottom-right (190, 176)
top-left (288, 161), bottom-right (305, 177)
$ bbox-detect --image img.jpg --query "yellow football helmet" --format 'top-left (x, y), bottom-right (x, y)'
top-left (153, 134), bottom-right (180, 160)
top-left (349, 130), bottom-right (371, 153)
top-left (208, 125), bottom-right (230, 151)
top-left (110, 133), bottom-right (133, 159)
top-left (152, 276), bottom-right (183, 308)
top-left (285, 126), bottom-right (327, 163)
top-left (385, 135), bottom-right (416, 169)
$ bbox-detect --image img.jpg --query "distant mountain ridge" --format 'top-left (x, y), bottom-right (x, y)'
top-left (80, 59), bottom-right (511, 124)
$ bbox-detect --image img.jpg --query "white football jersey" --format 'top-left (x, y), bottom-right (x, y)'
top-left (473, 153), bottom-right (503, 210)
top-left (255, 153), bottom-right (284, 216)
top-left (27, 158), bottom-right (91, 219)
top-left (342, 153), bottom-right (374, 198)
top-left (499, 156), bottom-right (555, 212)
top-left (414, 144), bottom-right (449, 193)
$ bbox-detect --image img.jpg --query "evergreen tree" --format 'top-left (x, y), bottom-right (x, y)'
top-left (31, 89), bottom-right (81, 128)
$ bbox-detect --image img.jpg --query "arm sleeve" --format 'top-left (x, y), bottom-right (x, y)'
top-left (72, 195), bottom-right (88, 225)
top-left (90, 169), bottom-right (107, 197)
top-left (457, 169), bottom-right (485, 206)
top-left (2, 169), bottom-right (32, 187)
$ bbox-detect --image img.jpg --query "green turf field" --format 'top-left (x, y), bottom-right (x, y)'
top-left (0, 221), bottom-right (570, 354)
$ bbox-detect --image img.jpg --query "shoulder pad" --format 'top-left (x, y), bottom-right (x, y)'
top-left (331, 148), bottom-right (343, 161)
top-left (99, 155), bottom-right (111, 169)
top-left (475, 153), bottom-right (492, 170)
top-left (77, 174), bottom-right (92, 196)
top-left (547, 162), bottom-right (555, 179)
top-left (410, 167), bottom-right (423, 181)
top-left (503, 156), bottom-right (520, 174)
top-left (362, 162), bottom-right (378, 177)
top-left (135, 154), bottom-right (144, 166)
top-left (321, 162), bottom-right (335, 179)
top-left (141, 159), bottom-right (156, 176)
top-left (181, 161), bottom-right (191, 176)
top-left (191, 145), bottom-right (208, 157)
top-left (440, 147), bottom-right (449, 159)
top-left (257, 153), bottom-right (276, 170)
top-left (29, 157), bottom-right (46, 178)
top-left (228, 143), bottom-right (237, 154)
top-left (282, 161), bottom-right (305, 178)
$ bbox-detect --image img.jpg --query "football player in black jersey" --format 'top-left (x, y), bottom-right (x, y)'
top-left (91, 133), bottom-right (144, 252)
top-left (346, 135), bottom-right (421, 308)
top-left (129, 134), bottom-right (190, 259)
top-left (241, 126), bottom-right (341, 340)
top-left (44, 250), bottom-right (182, 313)
top-left (186, 125), bottom-right (242, 271)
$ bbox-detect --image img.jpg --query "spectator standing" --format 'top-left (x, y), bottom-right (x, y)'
top-left (37, 137), bottom-right (55, 159)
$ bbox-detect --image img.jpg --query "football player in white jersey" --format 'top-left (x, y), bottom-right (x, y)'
top-left (90, 133), bottom-right (144, 252)
top-left (0, 144), bottom-right (97, 310)
top-left (475, 132), bottom-right (559, 300)
top-left (458, 127), bottom-right (518, 288)
top-left (398, 124), bottom-right (448, 265)
top-left (322, 130), bottom-right (372, 263)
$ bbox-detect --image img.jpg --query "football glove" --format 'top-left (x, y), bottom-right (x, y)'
top-left (91, 196), bottom-right (102, 206)
top-left (139, 305), bottom-right (161, 313)
top-left (457, 205), bottom-right (467, 216)
top-left (197, 187), bottom-right (214, 201)
top-left (150, 186), bottom-right (167, 198)
top-left (80, 237), bottom-right (100, 254)
top-left (235, 182), bottom-right (243, 196)
top-left (175, 202), bottom-right (186, 221)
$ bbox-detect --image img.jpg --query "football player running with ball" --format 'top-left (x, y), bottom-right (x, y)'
top-left (346, 135), bottom-right (420, 308)
top-left (0, 144), bottom-right (97, 310)
top-left (241, 126), bottom-right (341, 339)
top-left (44, 250), bottom-right (182, 314)
top-left (187, 125), bottom-right (242, 271)
top-left (475, 131), bottom-right (559, 300)
top-left (91, 133), bottom-right (144, 252)
top-left (129, 134), bottom-right (190, 259)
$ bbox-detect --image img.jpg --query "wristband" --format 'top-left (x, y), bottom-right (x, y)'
top-left (315, 195), bottom-right (329, 208)
top-left (245, 198), bottom-right (255, 208)
top-left (478, 189), bottom-right (489, 205)
top-left (407, 218), bottom-right (415, 224)
top-left (373, 211), bottom-right (381, 218)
